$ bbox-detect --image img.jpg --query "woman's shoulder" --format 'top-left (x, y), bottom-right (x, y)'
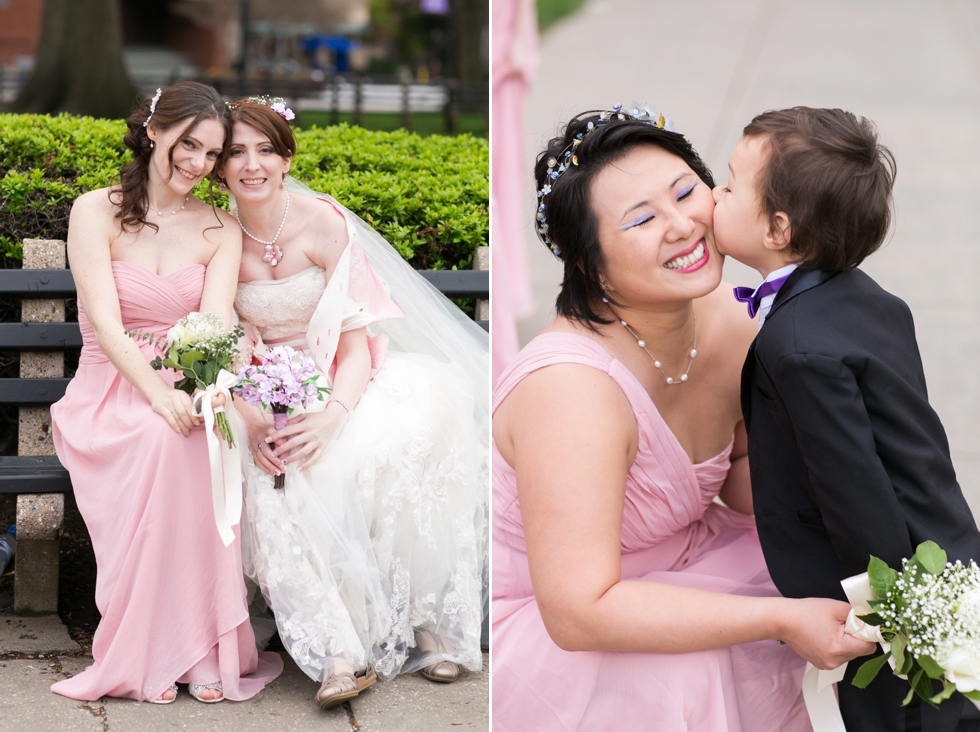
top-left (72, 187), bottom-right (116, 216)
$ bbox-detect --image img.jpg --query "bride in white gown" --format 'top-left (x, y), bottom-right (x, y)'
top-left (219, 99), bottom-right (488, 709)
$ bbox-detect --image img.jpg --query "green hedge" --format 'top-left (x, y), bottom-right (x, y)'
top-left (0, 114), bottom-right (488, 271)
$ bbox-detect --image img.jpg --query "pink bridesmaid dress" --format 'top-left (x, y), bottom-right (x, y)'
top-left (492, 333), bottom-right (812, 732)
top-left (50, 261), bottom-right (283, 702)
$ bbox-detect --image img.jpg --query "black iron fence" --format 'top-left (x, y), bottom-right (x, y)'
top-left (1, 67), bottom-right (487, 134)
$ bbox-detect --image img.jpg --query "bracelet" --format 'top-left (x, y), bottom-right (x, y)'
top-left (328, 397), bottom-right (351, 413)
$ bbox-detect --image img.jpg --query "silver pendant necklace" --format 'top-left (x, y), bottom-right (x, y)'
top-left (149, 195), bottom-right (189, 216)
top-left (619, 313), bottom-right (698, 385)
top-left (235, 189), bottom-right (290, 266)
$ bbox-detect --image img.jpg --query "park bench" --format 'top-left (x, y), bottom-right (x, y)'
top-left (1, 239), bottom-right (489, 615)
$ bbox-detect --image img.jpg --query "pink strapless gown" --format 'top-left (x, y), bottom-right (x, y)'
top-left (492, 333), bottom-right (811, 732)
top-left (50, 261), bottom-right (283, 702)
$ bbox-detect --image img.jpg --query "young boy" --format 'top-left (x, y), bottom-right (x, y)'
top-left (713, 107), bottom-right (980, 732)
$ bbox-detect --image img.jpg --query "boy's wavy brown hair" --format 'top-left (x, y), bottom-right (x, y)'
top-left (744, 107), bottom-right (896, 273)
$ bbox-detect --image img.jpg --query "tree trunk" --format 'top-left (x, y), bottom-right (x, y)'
top-left (11, 0), bottom-right (137, 118)
top-left (452, 0), bottom-right (488, 84)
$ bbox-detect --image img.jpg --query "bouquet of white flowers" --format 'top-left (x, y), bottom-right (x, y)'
top-left (129, 312), bottom-right (247, 445)
top-left (851, 541), bottom-right (980, 707)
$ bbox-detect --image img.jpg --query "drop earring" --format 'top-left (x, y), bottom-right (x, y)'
top-left (149, 141), bottom-right (154, 149)
top-left (602, 281), bottom-right (610, 303)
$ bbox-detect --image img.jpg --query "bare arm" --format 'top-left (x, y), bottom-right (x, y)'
top-left (718, 421), bottom-right (753, 514)
top-left (67, 191), bottom-right (198, 436)
top-left (500, 363), bottom-right (873, 669)
top-left (198, 213), bottom-right (243, 327)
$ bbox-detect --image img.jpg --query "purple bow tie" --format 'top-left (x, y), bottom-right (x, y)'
top-left (733, 274), bottom-right (792, 319)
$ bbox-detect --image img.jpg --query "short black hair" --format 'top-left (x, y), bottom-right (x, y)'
top-left (744, 107), bottom-right (896, 273)
top-left (535, 112), bottom-right (714, 329)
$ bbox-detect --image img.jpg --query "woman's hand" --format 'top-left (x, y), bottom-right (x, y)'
top-left (268, 402), bottom-right (349, 471)
top-left (249, 418), bottom-right (282, 476)
top-left (778, 597), bottom-right (877, 670)
top-left (151, 388), bottom-right (201, 437)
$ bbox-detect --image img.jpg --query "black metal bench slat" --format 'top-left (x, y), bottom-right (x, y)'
top-left (0, 269), bottom-right (76, 297)
top-left (0, 323), bottom-right (83, 350)
top-left (0, 378), bottom-right (71, 404)
top-left (0, 456), bottom-right (70, 494)
top-left (417, 270), bottom-right (489, 298)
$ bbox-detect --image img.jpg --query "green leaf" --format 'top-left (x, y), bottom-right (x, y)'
top-left (913, 667), bottom-right (938, 707)
top-left (963, 690), bottom-right (980, 702)
top-left (868, 555), bottom-right (898, 597)
top-left (915, 541), bottom-right (947, 576)
top-left (182, 368), bottom-right (197, 381)
top-left (852, 654), bottom-right (890, 688)
top-left (930, 680), bottom-right (958, 705)
top-left (891, 634), bottom-right (907, 671)
top-left (902, 670), bottom-right (923, 706)
top-left (179, 350), bottom-right (204, 368)
top-left (857, 612), bottom-right (885, 627)
top-left (149, 357), bottom-right (163, 370)
top-left (918, 655), bottom-right (945, 680)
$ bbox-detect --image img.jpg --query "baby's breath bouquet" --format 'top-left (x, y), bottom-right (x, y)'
top-left (851, 541), bottom-right (980, 707)
top-left (129, 312), bottom-right (248, 445)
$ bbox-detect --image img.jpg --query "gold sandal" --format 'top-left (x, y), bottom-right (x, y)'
top-left (315, 667), bottom-right (377, 709)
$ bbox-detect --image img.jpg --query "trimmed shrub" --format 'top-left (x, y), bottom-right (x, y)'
top-left (0, 114), bottom-right (488, 271)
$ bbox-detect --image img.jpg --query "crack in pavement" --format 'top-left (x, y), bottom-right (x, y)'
top-left (343, 700), bottom-right (360, 731)
top-left (80, 702), bottom-right (108, 731)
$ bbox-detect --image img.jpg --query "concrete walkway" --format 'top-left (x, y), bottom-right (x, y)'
top-left (0, 611), bottom-right (488, 732)
top-left (515, 0), bottom-right (980, 513)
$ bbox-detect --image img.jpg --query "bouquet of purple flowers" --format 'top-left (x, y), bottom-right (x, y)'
top-left (234, 345), bottom-right (329, 488)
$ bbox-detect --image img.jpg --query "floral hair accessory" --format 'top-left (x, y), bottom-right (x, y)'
top-left (229, 96), bottom-right (296, 121)
top-left (537, 102), bottom-right (677, 258)
top-left (143, 88), bottom-right (163, 128)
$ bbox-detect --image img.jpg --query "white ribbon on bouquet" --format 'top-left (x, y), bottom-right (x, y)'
top-left (194, 369), bottom-right (243, 547)
top-left (802, 572), bottom-right (890, 732)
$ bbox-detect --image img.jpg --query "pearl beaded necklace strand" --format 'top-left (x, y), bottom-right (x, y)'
top-left (235, 189), bottom-right (290, 266)
top-left (149, 195), bottom-right (189, 216)
top-left (620, 314), bottom-right (698, 385)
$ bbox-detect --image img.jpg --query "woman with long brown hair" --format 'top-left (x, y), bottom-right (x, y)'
top-left (49, 82), bottom-right (282, 704)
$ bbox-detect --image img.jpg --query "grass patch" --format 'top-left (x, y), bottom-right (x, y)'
top-left (538, 0), bottom-right (589, 31)
top-left (295, 110), bottom-right (487, 138)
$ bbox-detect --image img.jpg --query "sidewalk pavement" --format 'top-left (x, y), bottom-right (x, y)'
top-left (0, 611), bottom-right (488, 732)
top-left (515, 0), bottom-right (980, 513)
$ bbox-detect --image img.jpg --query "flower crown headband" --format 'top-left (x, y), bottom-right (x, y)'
top-left (228, 96), bottom-right (296, 121)
top-left (537, 102), bottom-right (677, 258)
top-left (143, 88), bottom-right (163, 128)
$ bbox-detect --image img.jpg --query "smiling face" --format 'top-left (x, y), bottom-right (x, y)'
top-left (590, 144), bottom-right (721, 308)
top-left (146, 116), bottom-right (225, 193)
top-left (221, 122), bottom-right (292, 203)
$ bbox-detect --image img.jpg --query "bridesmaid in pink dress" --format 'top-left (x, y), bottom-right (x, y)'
top-left (50, 82), bottom-right (282, 704)
top-left (491, 109), bottom-right (874, 730)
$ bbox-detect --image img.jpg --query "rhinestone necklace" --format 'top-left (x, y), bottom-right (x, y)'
top-left (149, 195), bottom-right (189, 216)
top-left (619, 313), bottom-right (698, 385)
top-left (235, 189), bottom-right (290, 266)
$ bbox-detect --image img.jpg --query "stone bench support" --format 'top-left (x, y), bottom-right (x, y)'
top-left (14, 239), bottom-right (66, 615)
top-left (474, 245), bottom-right (489, 322)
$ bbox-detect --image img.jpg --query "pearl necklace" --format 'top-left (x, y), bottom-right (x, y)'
top-left (149, 195), bottom-right (188, 216)
top-left (619, 313), bottom-right (698, 385)
top-left (235, 189), bottom-right (290, 266)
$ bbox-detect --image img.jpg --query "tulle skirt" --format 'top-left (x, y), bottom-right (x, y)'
top-left (238, 351), bottom-right (488, 681)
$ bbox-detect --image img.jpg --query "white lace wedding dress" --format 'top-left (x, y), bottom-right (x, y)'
top-left (233, 201), bottom-right (487, 683)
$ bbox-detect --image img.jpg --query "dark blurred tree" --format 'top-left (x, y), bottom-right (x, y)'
top-left (10, 0), bottom-right (137, 118)
top-left (451, 0), bottom-right (487, 83)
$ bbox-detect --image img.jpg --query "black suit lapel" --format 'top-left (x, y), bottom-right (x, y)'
top-left (740, 338), bottom-right (757, 430)
top-left (766, 268), bottom-right (834, 322)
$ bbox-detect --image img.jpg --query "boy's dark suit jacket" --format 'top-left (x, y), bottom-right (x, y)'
top-left (742, 267), bottom-right (980, 732)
